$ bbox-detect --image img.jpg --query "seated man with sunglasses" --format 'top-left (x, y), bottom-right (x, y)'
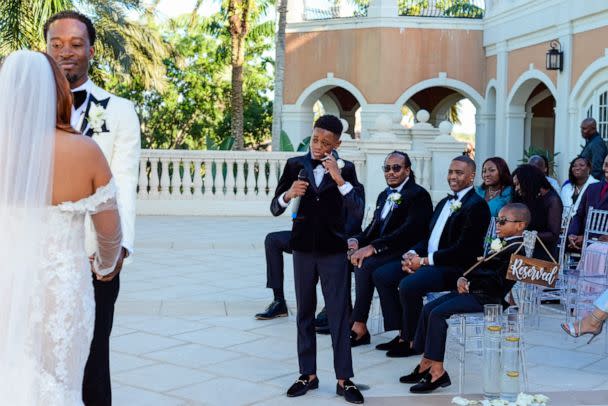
top-left (347, 151), bottom-right (433, 347)
top-left (400, 203), bottom-right (529, 393)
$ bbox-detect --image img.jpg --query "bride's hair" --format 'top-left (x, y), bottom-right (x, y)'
top-left (40, 52), bottom-right (78, 134)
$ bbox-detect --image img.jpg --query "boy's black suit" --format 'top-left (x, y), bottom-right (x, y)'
top-left (271, 152), bottom-right (364, 379)
top-left (413, 236), bottom-right (523, 362)
top-left (350, 179), bottom-right (433, 325)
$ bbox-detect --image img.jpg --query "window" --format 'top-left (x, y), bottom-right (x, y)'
top-left (584, 86), bottom-right (608, 140)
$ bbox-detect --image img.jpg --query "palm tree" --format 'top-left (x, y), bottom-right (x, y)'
top-left (271, 0), bottom-right (287, 151)
top-left (195, 0), bottom-right (274, 150)
top-left (0, 0), bottom-right (168, 90)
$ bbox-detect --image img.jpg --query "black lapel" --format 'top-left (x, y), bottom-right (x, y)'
top-left (80, 93), bottom-right (110, 137)
top-left (302, 152), bottom-right (317, 192)
top-left (429, 198), bottom-right (448, 232)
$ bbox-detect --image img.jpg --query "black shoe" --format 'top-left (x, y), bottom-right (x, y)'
top-left (255, 300), bottom-right (288, 320)
top-left (409, 371), bottom-right (451, 394)
top-left (386, 342), bottom-right (418, 358)
top-left (399, 365), bottom-right (430, 384)
top-left (375, 335), bottom-right (400, 351)
top-left (286, 375), bottom-right (319, 397)
top-left (315, 307), bottom-right (328, 327)
top-left (336, 379), bottom-right (364, 404)
top-left (350, 330), bottom-right (371, 347)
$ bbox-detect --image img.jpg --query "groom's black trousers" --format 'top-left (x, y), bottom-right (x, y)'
top-left (83, 273), bottom-right (120, 406)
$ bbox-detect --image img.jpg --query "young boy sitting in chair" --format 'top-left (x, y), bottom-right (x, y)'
top-left (399, 203), bottom-right (531, 394)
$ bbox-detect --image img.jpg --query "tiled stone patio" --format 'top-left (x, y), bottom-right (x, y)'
top-left (111, 216), bottom-right (608, 405)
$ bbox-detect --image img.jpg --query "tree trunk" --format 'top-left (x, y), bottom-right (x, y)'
top-left (228, 0), bottom-right (250, 151)
top-left (271, 0), bottom-right (288, 151)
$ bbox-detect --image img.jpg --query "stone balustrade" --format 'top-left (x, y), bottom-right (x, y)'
top-left (136, 117), bottom-right (465, 216)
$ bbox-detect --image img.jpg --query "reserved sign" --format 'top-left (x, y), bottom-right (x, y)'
top-left (506, 254), bottom-right (559, 288)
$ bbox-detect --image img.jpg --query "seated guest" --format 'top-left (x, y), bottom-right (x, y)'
top-left (512, 164), bottom-right (563, 260)
top-left (561, 157), bottom-right (598, 218)
top-left (475, 157), bottom-right (513, 216)
top-left (528, 155), bottom-right (560, 194)
top-left (567, 155), bottom-right (608, 275)
top-left (348, 151), bottom-right (433, 347)
top-left (562, 287), bottom-right (608, 343)
top-left (401, 203), bottom-right (530, 393)
top-left (271, 115), bottom-right (365, 403)
top-left (373, 155), bottom-right (490, 357)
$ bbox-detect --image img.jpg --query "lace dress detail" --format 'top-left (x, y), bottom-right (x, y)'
top-left (33, 180), bottom-right (118, 405)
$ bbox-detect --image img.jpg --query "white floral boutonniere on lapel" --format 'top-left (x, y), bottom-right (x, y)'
top-left (489, 237), bottom-right (506, 253)
top-left (87, 102), bottom-right (107, 135)
top-left (449, 200), bottom-right (462, 214)
top-left (388, 192), bottom-right (402, 208)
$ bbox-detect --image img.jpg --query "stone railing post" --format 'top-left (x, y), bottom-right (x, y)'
top-left (409, 110), bottom-right (440, 151)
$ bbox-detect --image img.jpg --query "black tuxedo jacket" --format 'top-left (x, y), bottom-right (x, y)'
top-left (569, 180), bottom-right (608, 236)
top-left (352, 179), bottom-right (433, 255)
top-left (412, 187), bottom-right (490, 268)
top-left (270, 153), bottom-right (365, 254)
top-left (468, 236), bottom-right (523, 306)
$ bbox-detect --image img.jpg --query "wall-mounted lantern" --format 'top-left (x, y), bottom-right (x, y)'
top-left (546, 40), bottom-right (563, 71)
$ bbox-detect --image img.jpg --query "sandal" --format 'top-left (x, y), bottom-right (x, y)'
top-left (561, 312), bottom-right (606, 344)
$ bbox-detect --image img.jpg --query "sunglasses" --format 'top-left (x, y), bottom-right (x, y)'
top-left (382, 164), bottom-right (404, 173)
top-left (496, 217), bottom-right (524, 226)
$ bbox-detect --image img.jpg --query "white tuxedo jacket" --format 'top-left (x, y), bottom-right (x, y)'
top-left (83, 83), bottom-right (140, 257)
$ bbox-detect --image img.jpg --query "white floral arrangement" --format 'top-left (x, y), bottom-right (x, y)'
top-left (337, 158), bottom-right (345, 169)
top-left (449, 200), bottom-right (462, 213)
top-left (88, 102), bottom-right (107, 134)
top-left (388, 192), bottom-right (402, 207)
top-left (452, 393), bottom-right (549, 406)
top-left (489, 237), bottom-right (506, 253)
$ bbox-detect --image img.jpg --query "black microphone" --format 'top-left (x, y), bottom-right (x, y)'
top-left (291, 169), bottom-right (308, 220)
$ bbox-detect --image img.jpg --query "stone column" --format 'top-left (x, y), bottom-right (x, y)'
top-left (409, 110), bottom-right (439, 151)
top-left (281, 106), bottom-right (312, 148)
top-left (367, 0), bottom-right (398, 18)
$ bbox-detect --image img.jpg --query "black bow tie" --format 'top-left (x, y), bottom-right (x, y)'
top-left (446, 193), bottom-right (458, 201)
top-left (311, 159), bottom-right (323, 167)
top-left (387, 188), bottom-right (398, 194)
top-left (72, 89), bottom-right (88, 109)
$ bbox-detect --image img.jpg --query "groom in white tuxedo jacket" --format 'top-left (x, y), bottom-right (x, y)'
top-left (45, 10), bottom-right (140, 406)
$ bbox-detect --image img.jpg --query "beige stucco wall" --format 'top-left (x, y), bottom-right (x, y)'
top-left (572, 25), bottom-right (608, 88)
top-left (507, 42), bottom-right (557, 93)
top-left (284, 28), bottom-right (485, 105)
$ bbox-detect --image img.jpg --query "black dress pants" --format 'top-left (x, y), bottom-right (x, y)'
top-left (293, 251), bottom-right (353, 379)
top-left (265, 230), bottom-right (292, 289)
top-left (351, 251), bottom-right (402, 324)
top-left (83, 274), bottom-right (120, 406)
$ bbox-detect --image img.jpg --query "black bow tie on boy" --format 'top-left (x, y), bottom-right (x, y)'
top-left (72, 90), bottom-right (88, 109)
top-left (446, 193), bottom-right (457, 201)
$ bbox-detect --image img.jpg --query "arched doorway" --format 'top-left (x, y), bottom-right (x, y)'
top-left (505, 71), bottom-right (557, 169)
top-left (283, 77), bottom-right (367, 147)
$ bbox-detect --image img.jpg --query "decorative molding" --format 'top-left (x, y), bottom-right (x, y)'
top-left (294, 77), bottom-right (368, 109)
top-left (286, 16), bottom-right (483, 34)
top-left (569, 55), bottom-right (608, 109)
top-left (506, 69), bottom-right (557, 109)
top-left (393, 77), bottom-right (484, 110)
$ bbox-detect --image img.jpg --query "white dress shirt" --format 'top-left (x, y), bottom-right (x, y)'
top-left (423, 185), bottom-right (473, 265)
top-left (70, 79), bottom-right (93, 130)
top-left (380, 177), bottom-right (409, 220)
top-left (278, 163), bottom-right (353, 208)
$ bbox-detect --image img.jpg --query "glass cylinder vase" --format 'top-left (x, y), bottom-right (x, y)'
top-left (500, 306), bottom-right (523, 401)
top-left (482, 304), bottom-right (502, 399)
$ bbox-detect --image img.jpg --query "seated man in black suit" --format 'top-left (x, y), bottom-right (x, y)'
top-left (347, 151), bottom-right (433, 347)
top-left (270, 115), bottom-right (365, 404)
top-left (373, 155), bottom-right (491, 357)
top-left (401, 203), bottom-right (529, 393)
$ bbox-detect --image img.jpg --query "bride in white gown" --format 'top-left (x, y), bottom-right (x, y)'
top-left (0, 51), bottom-right (123, 404)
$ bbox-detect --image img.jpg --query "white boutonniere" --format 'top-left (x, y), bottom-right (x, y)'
top-left (337, 158), bottom-right (345, 169)
top-left (388, 192), bottom-right (402, 207)
top-left (449, 200), bottom-right (462, 213)
top-left (88, 102), bottom-right (107, 134)
top-left (489, 237), bottom-right (506, 253)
